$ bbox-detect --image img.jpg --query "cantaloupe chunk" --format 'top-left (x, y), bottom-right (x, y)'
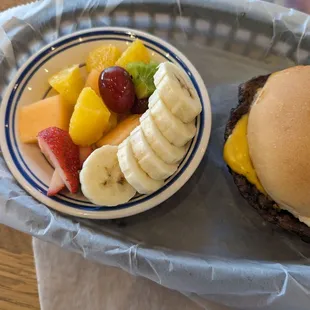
top-left (85, 70), bottom-right (100, 96)
top-left (19, 95), bottom-right (73, 144)
top-left (96, 114), bottom-right (140, 147)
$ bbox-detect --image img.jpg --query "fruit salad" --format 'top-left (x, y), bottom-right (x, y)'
top-left (18, 39), bottom-right (202, 206)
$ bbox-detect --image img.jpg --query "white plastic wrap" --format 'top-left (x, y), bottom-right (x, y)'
top-left (1, 1), bottom-right (310, 309)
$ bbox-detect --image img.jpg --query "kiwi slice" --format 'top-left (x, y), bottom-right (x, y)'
top-left (126, 62), bottom-right (158, 99)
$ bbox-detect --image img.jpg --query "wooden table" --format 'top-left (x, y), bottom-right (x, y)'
top-left (0, 225), bottom-right (39, 310)
top-left (0, 1), bottom-right (32, 12)
top-left (0, 2), bottom-right (38, 309)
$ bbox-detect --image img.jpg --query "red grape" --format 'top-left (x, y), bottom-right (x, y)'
top-left (131, 97), bottom-right (149, 114)
top-left (99, 66), bottom-right (135, 114)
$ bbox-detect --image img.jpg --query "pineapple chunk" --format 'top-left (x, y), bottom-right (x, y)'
top-left (116, 39), bottom-right (150, 68)
top-left (86, 44), bottom-right (122, 73)
top-left (69, 88), bottom-right (111, 146)
top-left (85, 71), bottom-right (119, 133)
top-left (49, 65), bottom-right (84, 105)
top-left (105, 112), bottom-right (118, 133)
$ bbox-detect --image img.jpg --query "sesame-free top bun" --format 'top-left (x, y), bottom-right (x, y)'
top-left (247, 66), bottom-right (310, 219)
top-left (224, 72), bottom-right (310, 240)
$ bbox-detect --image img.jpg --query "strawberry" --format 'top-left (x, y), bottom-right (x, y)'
top-left (47, 169), bottom-right (65, 196)
top-left (79, 146), bottom-right (93, 169)
top-left (38, 127), bottom-right (80, 193)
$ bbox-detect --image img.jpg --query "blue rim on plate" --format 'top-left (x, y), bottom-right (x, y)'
top-left (1, 27), bottom-right (211, 219)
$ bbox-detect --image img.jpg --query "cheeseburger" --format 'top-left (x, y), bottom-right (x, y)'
top-left (224, 66), bottom-right (310, 240)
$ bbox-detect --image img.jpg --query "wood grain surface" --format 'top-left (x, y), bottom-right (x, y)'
top-left (0, 0), bottom-right (33, 12)
top-left (0, 2), bottom-right (39, 310)
top-left (0, 225), bottom-right (39, 310)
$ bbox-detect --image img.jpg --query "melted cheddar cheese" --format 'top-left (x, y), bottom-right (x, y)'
top-left (223, 114), bottom-right (265, 193)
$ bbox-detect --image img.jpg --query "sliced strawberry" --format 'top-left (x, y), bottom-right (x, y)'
top-left (47, 169), bottom-right (65, 196)
top-left (79, 146), bottom-right (93, 169)
top-left (38, 127), bottom-right (80, 193)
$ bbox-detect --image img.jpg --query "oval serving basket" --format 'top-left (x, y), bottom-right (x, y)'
top-left (1, 1), bottom-right (310, 309)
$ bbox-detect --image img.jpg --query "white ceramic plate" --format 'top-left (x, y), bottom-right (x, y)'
top-left (0, 27), bottom-right (211, 219)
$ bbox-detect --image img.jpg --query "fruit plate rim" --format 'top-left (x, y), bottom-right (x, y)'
top-left (0, 26), bottom-right (212, 219)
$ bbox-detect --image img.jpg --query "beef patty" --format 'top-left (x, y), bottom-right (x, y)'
top-left (224, 74), bottom-right (310, 241)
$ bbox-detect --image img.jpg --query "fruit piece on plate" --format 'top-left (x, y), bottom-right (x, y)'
top-left (99, 66), bottom-right (135, 114)
top-left (79, 146), bottom-right (93, 169)
top-left (131, 98), bottom-right (149, 114)
top-left (37, 127), bottom-right (80, 193)
top-left (153, 62), bottom-right (202, 123)
top-left (69, 87), bottom-right (111, 146)
top-left (126, 62), bottom-right (158, 99)
top-left (116, 39), bottom-right (150, 68)
top-left (47, 169), bottom-right (65, 197)
top-left (130, 126), bottom-right (178, 180)
top-left (48, 64), bottom-right (84, 104)
top-left (96, 114), bottom-right (140, 147)
top-left (149, 91), bottom-right (196, 147)
top-left (85, 71), bottom-right (119, 133)
top-left (140, 110), bottom-right (186, 164)
top-left (80, 145), bottom-right (136, 206)
top-left (104, 111), bottom-right (118, 134)
top-left (85, 69), bottom-right (101, 96)
top-left (86, 44), bottom-right (122, 73)
top-left (117, 137), bottom-right (164, 194)
top-left (19, 95), bottom-right (73, 144)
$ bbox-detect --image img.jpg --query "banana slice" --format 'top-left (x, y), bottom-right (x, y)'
top-left (117, 138), bottom-right (163, 194)
top-left (140, 111), bottom-right (186, 164)
top-left (80, 146), bottom-right (136, 206)
top-left (152, 62), bottom-right (202, 123)
top-left (130, 126), bottom-right (178, 180)
top-left (149, 91), bottom-right (196, 147)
